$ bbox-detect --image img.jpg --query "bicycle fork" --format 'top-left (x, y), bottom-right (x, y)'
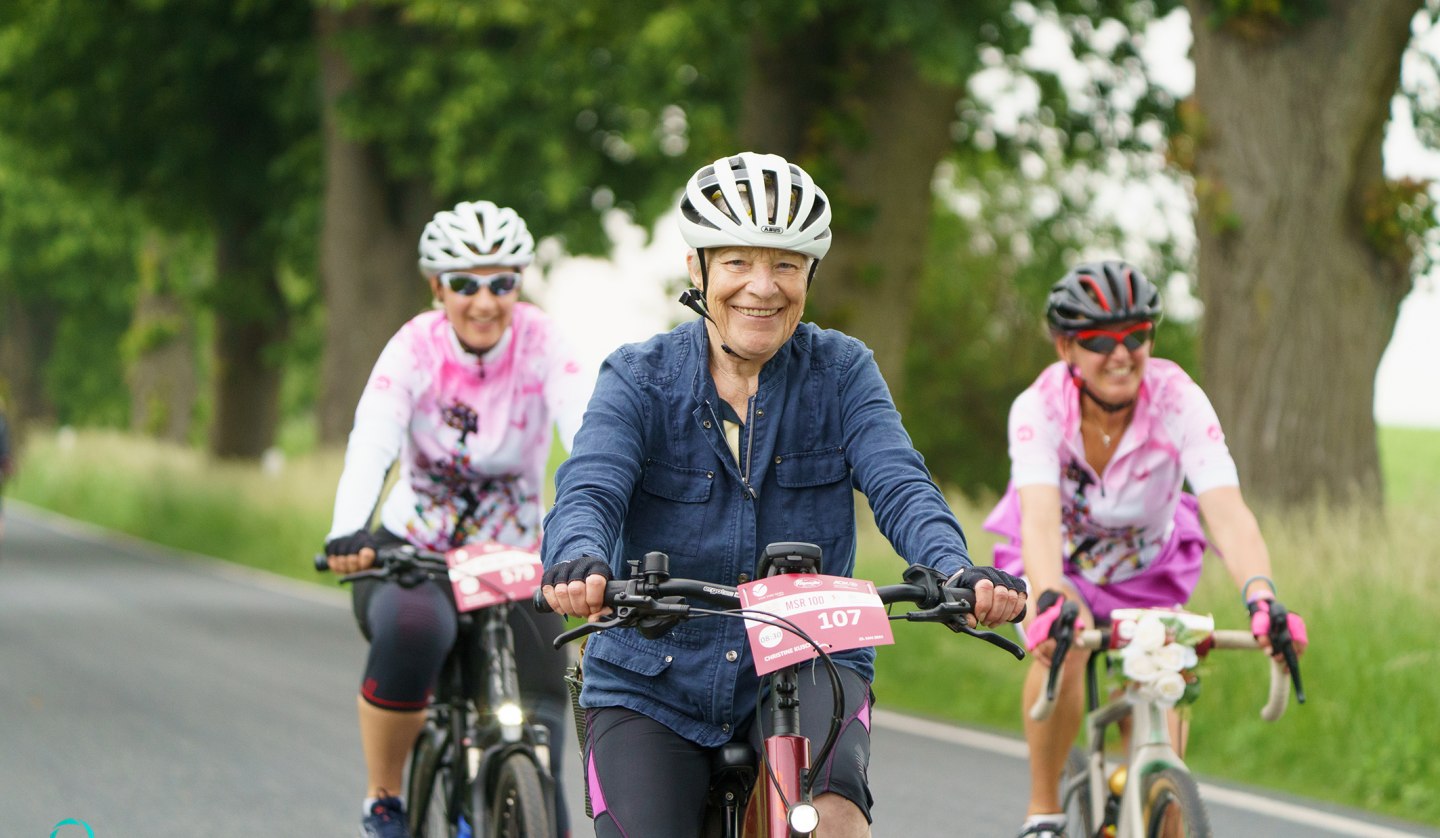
top-left (1100, 698), bottom-right (1187, 838)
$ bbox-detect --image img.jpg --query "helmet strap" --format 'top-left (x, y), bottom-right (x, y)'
top-left (679, 249), bottom-right (749, 361)
top-left (697, 247), bottom-right (710, 297)
top-left (1068, 364), bottom-right (1135, 414)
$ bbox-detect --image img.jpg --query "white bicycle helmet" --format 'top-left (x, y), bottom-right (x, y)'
top-left (418, 200), bottom-right (535, 274)
top-left (678, 152), bottom-right (832, 260)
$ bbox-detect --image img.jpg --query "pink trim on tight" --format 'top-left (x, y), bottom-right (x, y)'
top-left (586, 750), bottom-right (608, 817)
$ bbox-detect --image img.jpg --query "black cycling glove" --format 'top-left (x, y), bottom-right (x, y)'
top-left (325, 529), bottom-right (377, 557)
top-left (946, 565), bottom-right (1028, 623)
top-left (542, 555), bottom-right (612, 587)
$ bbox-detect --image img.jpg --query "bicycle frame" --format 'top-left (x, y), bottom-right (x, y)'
top-left (544, 544), bottom-right (1024, 838)
top-left (705, 662), bottom-right (817, 838)
top-left (1068, 660), bottom-right (1188, 838)
top-left (435, 601), bottom-right (557, 833)
top-left (321, 546), bottom-right (556, 837)
top-left (1037, 623), bottom-right (1292, 838)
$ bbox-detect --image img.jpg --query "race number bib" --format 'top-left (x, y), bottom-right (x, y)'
top-left (446, 543), bottom-right (542, 612)
top-left (738, 574), bottom-right (893, 676)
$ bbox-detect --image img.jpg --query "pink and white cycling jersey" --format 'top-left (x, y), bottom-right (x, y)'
top-left (327, 305), bottom-right (592, 552)
top-left (986, 358), bottom-right (1238, 587)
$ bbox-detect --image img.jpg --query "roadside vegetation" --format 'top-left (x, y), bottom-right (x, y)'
top-left (10, 425), bottom-right (1440, 826)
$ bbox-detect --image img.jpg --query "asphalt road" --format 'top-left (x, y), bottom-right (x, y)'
top-left (3, 503), bottom-right (1434, 838)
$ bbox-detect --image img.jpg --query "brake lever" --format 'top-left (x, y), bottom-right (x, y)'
top-left (1267, 602), bottom-right (1306, 704)
top-left (551, 614), bottom-right (626, 649)
top-left (958, 622), bottom-right (1026, 660)
top-left (1042, 602), bottom-right (1081, 701)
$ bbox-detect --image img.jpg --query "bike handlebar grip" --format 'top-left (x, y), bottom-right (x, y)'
top-left (533, 587), bottom-right (553, 613)
top-left (313, 553), bottom-right (331, 572)
top-left (1260, 657), bottom-right (1291, 722)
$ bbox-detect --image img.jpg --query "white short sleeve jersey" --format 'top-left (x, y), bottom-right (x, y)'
top-left (1005, 359), bottom-right (1239, 585)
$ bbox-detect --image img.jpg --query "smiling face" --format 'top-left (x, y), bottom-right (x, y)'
top-left (427, 265), bottom-right (522, 353)
top-left (1056, 320), bottom-right (1153, 405)
top-left (689, 246), bottom-right (810, 365)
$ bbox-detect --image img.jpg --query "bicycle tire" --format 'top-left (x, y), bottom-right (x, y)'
top-left (1142, 767), bottom-right (1212, 838)
top-left (1059, 747), bottom-right (1094, 838)
top-left (486, 752), bottom-right (552, 838)
top-left (408, 727), bottom-right (457, 838)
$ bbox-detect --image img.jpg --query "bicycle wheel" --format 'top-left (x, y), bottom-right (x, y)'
top-left (1142, 768), bottom-right (1212, 838)
top-left (486, 752), bottom-right (552, 838)
top-left (1059, 747), bottom-right (1093, 838)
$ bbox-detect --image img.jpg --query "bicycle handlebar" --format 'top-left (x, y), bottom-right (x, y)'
top-left (1028, 627), bottom-right (1295, 723)
top-left (533, 571), bottom-right (1026, 659)
top-left (312, 544), bottom-right (450, 581)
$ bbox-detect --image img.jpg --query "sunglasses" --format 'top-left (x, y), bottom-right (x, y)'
top-left (1073, 322), bottom-right (1154, 354)
top-left (439, 271), bottom-right (522, 297)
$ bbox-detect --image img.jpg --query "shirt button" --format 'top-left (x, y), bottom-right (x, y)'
top-left (725, 650), bottom-right (738, 662)
top-left (721, 723), bottom-right (731, 732)
top-left (756, 408), bottom-right (764, 417)
top-left (703, 420), bottom-right (712, 429)
top-left (664, 655), bottom-right (673, 664)
top-left (774, 456), bottom-right (782, 464)
top-left (707, 471), bottom-right (714, 479)
top-left (737, 573), bottom-right (750, 583)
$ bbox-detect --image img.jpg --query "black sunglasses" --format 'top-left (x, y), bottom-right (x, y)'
top-left (439, 271), bottom-right (522, 297)
top-left (1073, 322), bottom-right (1154, 354)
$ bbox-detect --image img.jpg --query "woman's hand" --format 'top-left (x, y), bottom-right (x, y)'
top-left (948, 566), bottom-right (1029, 627)
top-left (1249, 597), bottom-right (1309, 664)
top-left (323, 530), bottom-right (377, 574)
top-left (541, 556), bottom-right (614, 619)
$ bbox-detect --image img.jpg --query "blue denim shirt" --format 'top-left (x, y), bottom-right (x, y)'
top-left (541, 319), bottom-right (972, 746)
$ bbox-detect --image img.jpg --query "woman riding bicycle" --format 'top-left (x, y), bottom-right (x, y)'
top-left (539, 152), bottom-right (1027, 838)
top-left (983, 260), bottom-right (1309, 838)
top-left (323, 199), bottom-right (590, 838)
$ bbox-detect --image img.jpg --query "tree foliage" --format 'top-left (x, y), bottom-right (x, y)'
top-left (0, 145), bottom-right (139, 426)
top-left (0, 0), bottom-right (1431, 507)
top-left (0, 0), bottom-right (318, 456)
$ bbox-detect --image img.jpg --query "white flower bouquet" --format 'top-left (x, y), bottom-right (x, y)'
top-left (1110, 609), bottom-right (1214, 708)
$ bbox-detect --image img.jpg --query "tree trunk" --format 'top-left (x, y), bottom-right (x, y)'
top-left (1186, 0), bottom-right (1418, 508)
top-left (0, 290), bottom-right (58, 425)
top-left (315, 5), bottom-right (433, 446)
top-left (127, 231), bottom-right (198, 443)
top-left (740, 38), bottom-right (961, 404)
top-left (209, 218), bottom-right (286, 459)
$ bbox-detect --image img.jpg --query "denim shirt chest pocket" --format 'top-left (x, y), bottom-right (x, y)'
top-left (628, 458), bottom-right (715, 558)
top-left (772, 446), bottom-right (852, 551)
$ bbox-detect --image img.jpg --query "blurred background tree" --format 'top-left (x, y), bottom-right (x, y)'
top-left (0, 0), bottom-right (1433, 507)
top-left (1184, 0), bottom-right (1432, 507)
top-left (0, 0), bottom-right (316, 458)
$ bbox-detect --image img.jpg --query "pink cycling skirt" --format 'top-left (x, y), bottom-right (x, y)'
top-left (983, 485), bottom-right (1208, 620)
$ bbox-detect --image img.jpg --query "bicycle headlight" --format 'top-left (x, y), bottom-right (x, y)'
top-left (788, 801), bottom-right (820, 834)
top-left (495, 702), bottom-right (525, 727)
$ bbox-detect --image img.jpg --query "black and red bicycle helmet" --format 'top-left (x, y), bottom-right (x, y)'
top-left (1046, 260), bottom-right (1163, 333)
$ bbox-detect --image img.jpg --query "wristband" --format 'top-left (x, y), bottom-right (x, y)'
top-left (1240, 574), bottom-right (1276, 605)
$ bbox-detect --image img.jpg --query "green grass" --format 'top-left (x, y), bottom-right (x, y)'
top-left (10, 429), bottom-right (342, 581)
top-left (10, 425), bottom-right (1440, 825)
top-left (1379, 424), bottom-right (1440, 506)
